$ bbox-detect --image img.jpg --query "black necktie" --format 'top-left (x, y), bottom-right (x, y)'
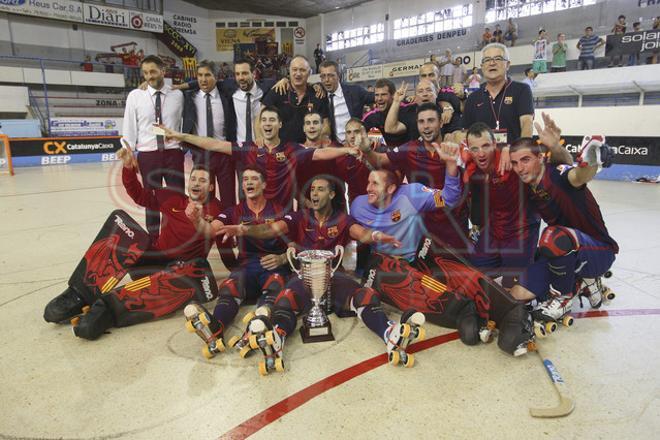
top-left (205, 93), bottom-right (214, 138)
top-left (329, 93), bottom-right (337, 141)
top-left (245, 92), bottom-right (253, 143)
top-left (155, 91), bottom-right (165, 151)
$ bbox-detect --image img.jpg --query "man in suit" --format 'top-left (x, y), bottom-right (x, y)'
top-left (221, 58), bottom-right (277, 145)
top-left (182, 60), bottom-right (236, 206)
top-left (318, 60), bottom-right (374, 143)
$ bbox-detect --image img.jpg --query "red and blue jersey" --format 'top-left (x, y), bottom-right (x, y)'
top-left (232, 141), bottom-right (315, 211)
top-left (218, 200), bottom-right (287, 260)
top-left (466, 155), bottom-right (539, 242)
top-left (529, 165), bottom-right (618, 252)
top-left (282, 208), bottom-right (356, 251)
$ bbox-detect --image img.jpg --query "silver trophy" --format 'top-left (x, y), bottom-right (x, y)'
top-left (287, 245), bottom-right (344, 343)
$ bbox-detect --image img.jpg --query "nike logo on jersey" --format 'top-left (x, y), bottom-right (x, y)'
top-left (172, 208), bottom-right (185, 212)
top-left (476, 102), bottom-right (484, 107)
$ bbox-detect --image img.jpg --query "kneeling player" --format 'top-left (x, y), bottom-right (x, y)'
top-left (184, 166), bottom-right (290, 358)
top-left (43, 147), bottom-right (223, 340)
top-left (509, 136), bottom-right (618, 331)
top-left (218, 176), bottom-right (425, 374)
top-left (351, 149), bottom-right (535, 356)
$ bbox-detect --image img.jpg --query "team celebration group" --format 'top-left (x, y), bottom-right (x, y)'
top-left (43, 42), bottom-right (617, 375)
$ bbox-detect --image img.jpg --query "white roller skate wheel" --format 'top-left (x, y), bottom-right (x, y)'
top-left (249, 319), bottom-right (267, 334)
top-left (183, 304), bottom-right (198, 319)
top-left (409, 312), bottom-right (425, 327)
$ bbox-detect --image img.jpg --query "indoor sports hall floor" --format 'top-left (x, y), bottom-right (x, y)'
top-left (1, 162), bottom-right (659, 440)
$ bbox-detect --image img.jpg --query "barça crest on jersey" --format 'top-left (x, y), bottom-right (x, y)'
top-left (533, 188), bottom-right (550, 200)
top-left (275, 152), bottom-right (287, 162)
top-left (307, 102), bottom-right (314, 112)
top-left (265, 218), bottom-right (275, 224)
top-left (327, 225), bottom-right (339, 238)
top-left (391, 209), bottom-right (401, 222)
top-left (504, 96), bottom-right (513, 104)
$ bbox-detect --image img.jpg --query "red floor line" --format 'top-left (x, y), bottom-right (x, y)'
top-left (219, 308), bottom-right (659, 440)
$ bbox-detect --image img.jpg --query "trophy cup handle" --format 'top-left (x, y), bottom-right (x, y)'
top-left (286, 247), bottom-right (302, 277)
top-left (331, 245), bottom-right (344, 275)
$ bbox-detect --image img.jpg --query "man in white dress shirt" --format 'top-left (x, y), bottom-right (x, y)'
top-left (318, 60), bottom-right (374, 143)
top-left (122, 55), bottom-right (184, 240)
top-left (182, 60), bottom-right (236, 207)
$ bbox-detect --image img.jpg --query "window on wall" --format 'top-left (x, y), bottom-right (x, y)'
top-left (392, 4), bottom-right (473, 40)
top-left (485, 0), bottom-right (597, 23)
top-left (326, 23), bottom-right (385, 52)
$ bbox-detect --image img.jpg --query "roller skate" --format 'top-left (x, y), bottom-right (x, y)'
top-left (531, 291), bottom-right (575, 338)
top-left (184, 303), bottom-right (225, 359)
top-left (384, 309), bottom-right (426, 368)
top-left (226, 306), bottom-right (271, 359)
top-left (577, 272), bottom-right (615, 309)
top-left (44, 287), bottom-right (88, 323)
top-left (72, 298), bottom-right (114, 340)
top-left (245, 315), bottom-right (285, 376)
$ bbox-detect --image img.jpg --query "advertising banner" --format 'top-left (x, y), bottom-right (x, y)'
top-left (216, 28), bottom-right (276, 51)
top-left (10, 136), bottom-right (122, 158)
top-left (562, 136), bottom-right (660, 166)
top-left (49, 118), bottom-right (122, 137)
top-left (83, 3), bottom-right (163, 33)
top-left (606, 30), bottom-right (660, 56)
top-left (0, 0), bottom-right (83, 23)
top-left (382, 58), bottom-right (426, 79)
top-left (157, 21), bottom-right (198, 58)
top-left (346, 64), bottom-right (383, 83)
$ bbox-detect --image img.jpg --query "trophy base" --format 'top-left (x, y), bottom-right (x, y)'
top-left (300, 319), bottom-right (335, 343)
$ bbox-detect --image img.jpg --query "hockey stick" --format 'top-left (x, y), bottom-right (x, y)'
top-left (529, 347), bottom-right (575, 418)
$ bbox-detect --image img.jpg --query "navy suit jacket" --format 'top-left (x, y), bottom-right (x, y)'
top-left (336, 83), bottom-right (375, 119)
top-left (182, 84), bottom-right (236, 142)
top-left (219, 78), bottom-right (276, 139)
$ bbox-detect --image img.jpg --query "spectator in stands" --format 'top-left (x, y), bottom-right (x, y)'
top-left (439, 49), bottom-right (455, 87)
top-left (551, 33), bottom-right (568, 72)
top-left (452, 56), bottom-right (466, 86)
top-left (521, 68), bottom-right (537, 89)
top-left (609, 15), bottom-right (627, 67)
top-left (628, 22), bottom-right (642, 66)
top-left (461, 43), bottom-right (535, 145)
top-left (122, 55), bottom-right (185, 241)
top-left (466, 67), bottom-right (482, 90)
top-left (532, 29), bottom-right (549, 74)
top-left (314, 43), bottom-right (325, 73)
top-left (492, 24), bottom-right (504, 44)
top-left (577, 26), bottom-right (604, 70)
top-left (81, 55), bottom-right (93, 72)
top-left (482, 28), bottom-right (492, 48)
top-left (505, 18), bottom-right (518, 47)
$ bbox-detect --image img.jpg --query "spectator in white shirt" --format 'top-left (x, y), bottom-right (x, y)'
top-left (122, 55), bottom-right (184, 240)
top-left (439, 49), bottom-right (455, 88)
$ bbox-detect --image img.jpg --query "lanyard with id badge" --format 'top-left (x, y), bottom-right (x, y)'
top-left (487, 80), bottom-right (511, 147)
